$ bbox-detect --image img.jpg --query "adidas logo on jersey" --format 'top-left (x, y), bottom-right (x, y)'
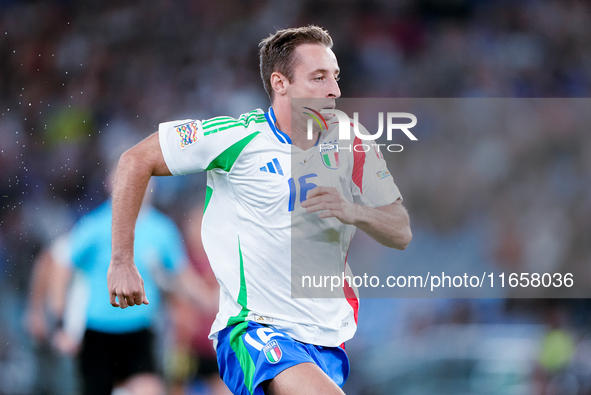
top-left (259, 158), bottom-right (284, 176)
top-left (254, 314), bottom-right (273, 322)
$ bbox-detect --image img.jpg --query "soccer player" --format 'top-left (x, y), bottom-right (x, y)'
top-left (108, 26), bottom-right (412, 395)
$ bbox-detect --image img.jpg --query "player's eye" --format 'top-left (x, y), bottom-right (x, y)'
top-left (335, 76), bottom-right (340, 82)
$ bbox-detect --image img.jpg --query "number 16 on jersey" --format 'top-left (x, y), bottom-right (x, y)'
top-left (288, 173), bottom-right (318, 212)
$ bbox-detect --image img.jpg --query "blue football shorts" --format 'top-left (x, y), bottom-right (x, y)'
top-left (216, 321), bottom-right (350, 395)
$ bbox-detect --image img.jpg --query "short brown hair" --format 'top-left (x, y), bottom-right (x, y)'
top-left (259, 26), bottom-right (333, 102)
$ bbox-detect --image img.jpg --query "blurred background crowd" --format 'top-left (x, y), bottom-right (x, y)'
top-left (1, 0), bottom-right (591, 394)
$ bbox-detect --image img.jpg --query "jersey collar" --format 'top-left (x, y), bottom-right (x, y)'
top-left (265, 107), bottom-right (292, 144)
top-left (265, 106), bottom-right (320, 147)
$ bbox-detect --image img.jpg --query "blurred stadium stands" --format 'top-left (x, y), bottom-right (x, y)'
top-left (1, 0), bottom-right (591, 394)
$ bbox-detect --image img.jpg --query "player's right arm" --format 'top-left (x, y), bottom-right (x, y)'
top-left (108, 132), bottom-right (171, 309)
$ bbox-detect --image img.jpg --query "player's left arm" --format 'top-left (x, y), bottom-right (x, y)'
top-left (301, 187), bottom-right (412, 250)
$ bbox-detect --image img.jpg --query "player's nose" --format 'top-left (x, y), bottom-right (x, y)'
top-left (327, 76), bottom-right (341, 99)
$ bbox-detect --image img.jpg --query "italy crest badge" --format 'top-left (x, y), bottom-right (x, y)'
top-left (320, 143), bottom-right (340, 170)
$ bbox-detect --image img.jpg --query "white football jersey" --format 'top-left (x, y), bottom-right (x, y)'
top-left (158, 107), bottom-right (401, 347)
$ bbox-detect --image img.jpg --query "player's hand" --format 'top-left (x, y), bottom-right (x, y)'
top-left (52, 329), bottom-right (80, 356)
top-left (25, 308), bottom-right (49, 343)
top-left (107, 261), bottom-right (149, 309)
top-left (301, 186), bottom-right (360, 225)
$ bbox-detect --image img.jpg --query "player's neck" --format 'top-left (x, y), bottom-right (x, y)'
top-left (273, 101), bottom-right (319, 150)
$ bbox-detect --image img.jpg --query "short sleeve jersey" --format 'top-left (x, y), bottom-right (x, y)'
top-left (66, 201), bottom-right (188, 333)
top-left (158, 107), bottom-right (401, 347)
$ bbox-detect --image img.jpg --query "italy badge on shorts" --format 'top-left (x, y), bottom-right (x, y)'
top-left (263, 339), bottom-right (282, 364)
top-left (320, 143), bottom-right (340, 169)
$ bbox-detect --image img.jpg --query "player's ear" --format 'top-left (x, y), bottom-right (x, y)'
top-left (270, 72), bottom-right (288, 96)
